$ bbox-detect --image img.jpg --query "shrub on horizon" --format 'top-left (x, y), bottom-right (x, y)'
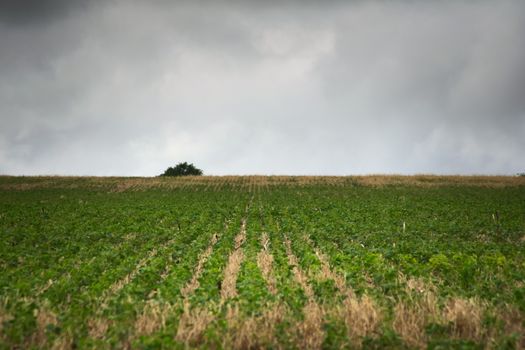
top-left (160, 162), bottom-right (203, 177)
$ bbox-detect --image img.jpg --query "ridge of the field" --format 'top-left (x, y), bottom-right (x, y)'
top-left (0, 175), bottom-right (524, 349)
top-left (0, 174), bottom-right (524, 191)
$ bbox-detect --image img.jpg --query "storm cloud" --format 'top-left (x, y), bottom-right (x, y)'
top-left (1, 0), bottom-right (524, 175)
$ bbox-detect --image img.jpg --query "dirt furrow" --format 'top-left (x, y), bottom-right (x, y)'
top-left (304, 235), bottom-right (351, 297)
top-left (181, 233), bottom-right (220, 298)
top-left (303, 234), bottom-right (382, 346)
top-left (177, 199), bottom-right (251, 346)
top-left (220, 219), bottom-right (246, 301)
top-left (105, 243), bottom-right (163, 299)
top-left (174, 232), bottom-right (221, 343)
top-left (284, 236), bottom-right (315, 301)
top-left (175, 302), bottom-right (214, 346)
top-left (256, 232), bottom-right (277, 295)
top-left (136, 224), bottom-right (227, 340)
top-left (283, 235), bottom-right (324, 349)
top-left (87, 236), bottom-right (177, 339)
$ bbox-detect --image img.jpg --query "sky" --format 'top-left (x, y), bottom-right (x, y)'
top-left (1, 0), bottom-right (524, 176)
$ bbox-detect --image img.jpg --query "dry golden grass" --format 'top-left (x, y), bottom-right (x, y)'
top-left (353, 174), bottom-right (525, 188)
top-left (118, 234), bottom-right (218, 339)
top-left (306, 235), bottom-right (380, 346)
top-left (177, 215), bottom-right (249, 346)
top-left (405, 276), bottom-right (434, 294)
top-left (393, 277), bottom-right (442, 348)
top-left (215, 303), bottom-right (289, 349)
top-left (304, 235), bottom-right (383, 347)
top-left (174, 232), bottom-right (222, 344)
top-left (284, 236), bottom-right (315, 300)
top-left (294, 301), bottom-right (325, 350)
top-left (87, 317), bottom-right (111, 339)
top-left (30, 303), bottom-right (57, 347)
top-left (499, 306), bottom-right (525, 349)
top-left (2, 175), bottom-right (523, 191)
top-left (0, 299), bottom-right (12, 341)
top-left (50, 333), bottom-right (73, 350)
top-left (392, 276), bottom-right (499, 348)
top-left (134, 300), bottom-right (173, 336)
top-left (316, 253), bottom-right (348, 294)
top-left (220, 219), bottom-right (247, 301)
top-left (340, 295), bottom-right (383, 345)
top-left (35, 279), bottom-right (55, 297)
top-left (224, 305), bottom-right (256, 349)
top-left (304, 234), bottom-right (350, 297)
top-left (257, 232), bottom-right (278, 295)
top-left (284, 236), bottom-right (325, 349)
top-left (175, 301), bottom-right (215, 346)
top-left (393, 298), bottom-right (433, 348)
top-left (221, 248), bottom-right (245, 300)
top-left (443, 297), bottom-right (486, 341)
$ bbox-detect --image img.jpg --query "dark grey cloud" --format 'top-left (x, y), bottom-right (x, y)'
top-left (0, 0), bottom-right (96, 25)
top-left (0, 0), bottom-right (524, 175)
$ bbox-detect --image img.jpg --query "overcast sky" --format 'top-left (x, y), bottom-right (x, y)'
top-left (1, 0), bottom-right (524, 176)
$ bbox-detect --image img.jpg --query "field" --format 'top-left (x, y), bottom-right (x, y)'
top-left (0, 175), bottom-right (524, 349)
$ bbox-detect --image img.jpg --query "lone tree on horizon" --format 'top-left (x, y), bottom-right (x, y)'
top-left (160, 162), bottom-right (203, 177)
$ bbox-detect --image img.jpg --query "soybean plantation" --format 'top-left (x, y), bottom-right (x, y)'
top-left (1, 175), bottom-right (524, 349)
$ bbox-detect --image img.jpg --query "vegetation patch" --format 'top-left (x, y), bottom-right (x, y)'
top-left (0, 176), bottom-right (524, 349)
